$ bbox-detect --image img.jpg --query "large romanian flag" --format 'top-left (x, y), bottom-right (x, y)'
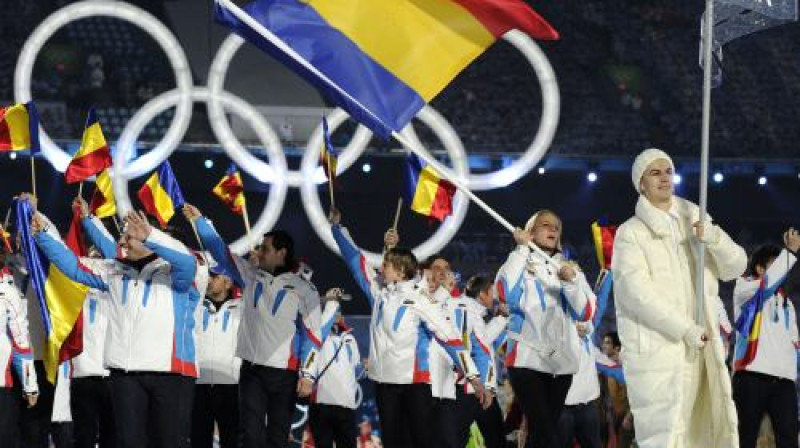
top-left (212, 164), bottom-right (246, 215)
top-left (89, 170), bottom-right (116, 219)
top-left (65, 109), bottom-right (113, 184)
top-left (16, 200), bottom-right (89, 383)
top-left (403, 153), bottom-right (456, 222)
top-left (214, 0), bottom-right (559, 138)
top-left (137, 161), bottom-right (186, 227)
top-left (320, 117), bottom-right (339, 181)
top-left (0, 102), bottom-right (40, 152)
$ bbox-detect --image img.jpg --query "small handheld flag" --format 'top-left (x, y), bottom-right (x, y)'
top-left (137, 161), bottom-right (185, 227)
top-left (212, 164), bottom-right (246, 215)
top-left (65, 108), bottom-right (113, 184)
top-left (591, 219), bottom-right (617, 270)
top-left (403, 153), bottom-right (456, 222)
top-left (0, 102), bottom-right (40, 152)
top-left (89, 170), bottom-right (117, 219)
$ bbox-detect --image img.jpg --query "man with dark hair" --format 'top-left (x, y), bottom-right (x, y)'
top-left (733, 230), bottom-right (800, 448)
top-left (184, 204), bottom-right (322, 448)
top-left (601, 331), bottom-right (633, 448)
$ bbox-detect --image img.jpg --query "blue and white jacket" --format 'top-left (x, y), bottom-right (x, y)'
top-left (314, 300), bottom-right (361, 409)
top-left (195, 297), bottom-right (242, 385)
top-left (332, 224), bottom-right (478, 384)
top-left (496, 245), bottom-right (596, 375)
top-left (429, 287), bottom-right (497, 399)
top-left (194, 217), bottom-right (322, 379)
top-left (71, 289), bottom-right (110, 378)
top-left (34, 225), bottom-right (203, 377)
top-left (0, 270), bottom-right (37, 393)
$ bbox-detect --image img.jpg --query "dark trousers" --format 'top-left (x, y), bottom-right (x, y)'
top-left (374, 382), bottom-right (435, 448)
top-left (0, 387), bottom-right (20, 448)
top-left (70, 376), bottom-right (115, 448)
top-left (734, 371), bottom-right (799, 448)
top-left (556, 401), bottom-right (602, 448)
top-left (191, 383), bottom-right (239, 448)
top-left (441, 387), bottom-right (481, 448)
top-left (508, 367), bottom-right (572, 448)
top-left (19, 361), bottom-right (55, 448)
top-left (108, 370), bottom-right (195, 448)
top-left (476, 398), bottom-right (505, 448)
top-left (238, 362), bottom-right (298, 448)
top-left (51, 422), bottom-right (74, 448)
top-left (309, 403), bottom-right (356, 448)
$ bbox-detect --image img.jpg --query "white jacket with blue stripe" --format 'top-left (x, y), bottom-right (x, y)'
top-left (71, 289), bottom-right (111, 378)
top-left (34, 225), bottom-right (205, 377)
top-left (195, 297), bottom-right (242, 385)
top-left (194, 217), bottom-right (322, 379)
top-left (331, 224), bottom-right (478, 385)
top-left (0, 271), bottom-right (37, 393)
top-left (496, 245), bottom-right (596, 375)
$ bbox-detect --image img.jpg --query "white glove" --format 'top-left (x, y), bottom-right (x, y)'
top-left (683, 325), bottom-right (707, 350)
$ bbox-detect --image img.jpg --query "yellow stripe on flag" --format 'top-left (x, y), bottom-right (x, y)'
top-left (75, 122), bottom-right (107, 157)
top-left (43, 266), bottom-right (89, 383)
top-left (5, 104), bottom-right (33, 150)
top-left (146, 174), bottom-right (177, 224)
top-left (410, 166), bottom-right (444, 216)
top-left (93, 170), bottom-right (116, 218)
top-left (308, 0), bottom-right (494, 101)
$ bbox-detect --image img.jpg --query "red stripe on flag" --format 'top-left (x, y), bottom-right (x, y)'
top-left (429, 179), bottom-right (456, 222)
top-left (65, 146), bottom-right (112, 183)
top-left (450, 0), bottom-right (559, 40)
top-left (0, 115), bottom-right (11, 151)
top-left (137, 184), bottom-right (167, 227)
top-left (58, 310), bottom-right (84, 363)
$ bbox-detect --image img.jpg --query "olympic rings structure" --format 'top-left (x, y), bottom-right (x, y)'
top-left (13, 0), bottom-right (561, 262)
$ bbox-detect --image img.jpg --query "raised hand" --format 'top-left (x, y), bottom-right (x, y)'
top-left (513, 227), bottom-right (532, 246)
top-left (73, 196), bottom-right (89, 217)
top-left (182, 203), bottom-right (202, 222)
top-left (125, 211), bottom-right (153, 242)
top-left (384, 228), bottom-right (399, 250)
top-left (18, 192), bottom-right (37, 211)
top-left (328, 208), bottom-right (341, 225)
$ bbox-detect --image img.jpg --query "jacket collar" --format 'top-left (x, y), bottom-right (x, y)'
top-left (634, 195), bottom-right (701, 237)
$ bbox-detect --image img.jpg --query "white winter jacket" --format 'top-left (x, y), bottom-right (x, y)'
top-left (35, 227), bottom-right (205, 377)
top-left (496, 245), bottom-right (596, 375)
top-left (196, 297), bottom-right (242, 385)
top-left (611, 195), bottom-right (746, 448)
top-left (331, 224), bottom-right (479, 385)
top-left (0, 270), bottom-right (37, 393)
top-left (195, 217), bottom-right (322, 378)
top-left (71, 289), bottom-right (110, 378)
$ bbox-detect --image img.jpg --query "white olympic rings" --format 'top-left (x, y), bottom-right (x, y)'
top-left (14, 1), bottom-right (560, 260)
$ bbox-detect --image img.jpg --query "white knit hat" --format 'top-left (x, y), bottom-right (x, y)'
top-left (631, 148), bottom-right (674, 192)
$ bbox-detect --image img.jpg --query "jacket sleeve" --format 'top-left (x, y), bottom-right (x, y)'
top-left (733, 249), bottom-right (796, 310)
top-left (331, 224), bottom-right (380, 307)
top-left (790, 302), bottom-right (800, 350)
top-left (714, 296), bottom-right (732, 337)
top-left (467, 311), bottom-right (497, 390)
top-left (705, 225), bottom-right (748, 281)
top-left (611, 223), bottom-right (691, 342)
top-left (413, 298), bottom-right (479, 379)
top-left (495, 245), bottom-right (529, 307)
top-left (194, 217), bottom-right (248, 288)
top-left (319, 300), bottom-right (340, 343)
top-left (33, 233), bottom-right (108, 291)
top-left (81, 216), bottom-right (116, 259)
top-left (296, 281), bottom-right (322, 379)
top-left (5, 295), bottom-right (38, 394)
top-left (562, 270), bottom-right (596, 322)
top-left (143, 228), bottom-right (196, 293)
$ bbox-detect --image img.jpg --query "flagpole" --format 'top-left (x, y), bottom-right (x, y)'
top-left (696, 0), bottom-right (715, 326)
top-left (29, 153), bottom-right (36, 198)
top-left (110, 215), bottom-right (122, 235)
top-left (78, 181), bottom-right (83, 198)
top-left (241, 200), bottom-right (252, 235)
top-left (392, 197), bottom-right (403, 231)
top-left (390, 131), bottom-right (560, 267)
top-left (327, 152), bottom-right (335, 209)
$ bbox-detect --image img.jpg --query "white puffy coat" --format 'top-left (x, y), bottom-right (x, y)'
top-left (611, 196), bottom-right (746, 448)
